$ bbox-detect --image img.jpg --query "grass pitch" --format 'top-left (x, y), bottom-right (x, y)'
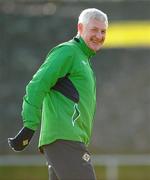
top-left (0, 165), bottom-right (150, 180)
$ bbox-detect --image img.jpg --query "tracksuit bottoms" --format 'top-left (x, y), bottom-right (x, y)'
top-left (43, 140), bottom-right (96, 180)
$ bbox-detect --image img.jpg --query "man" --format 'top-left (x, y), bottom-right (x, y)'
top-left (8, 8), bottom-right (108, 180)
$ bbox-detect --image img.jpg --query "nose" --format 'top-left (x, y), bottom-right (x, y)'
top-left (96, 32), bottom-right (103, 39)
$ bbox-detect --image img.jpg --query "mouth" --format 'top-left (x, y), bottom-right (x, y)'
top-left (90, 38), bottom-right (104, 45)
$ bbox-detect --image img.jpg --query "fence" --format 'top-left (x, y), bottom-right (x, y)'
top-left (92, 154), bottom-right (150, 180)
top-left (1, 154), bottom-right (150, 180)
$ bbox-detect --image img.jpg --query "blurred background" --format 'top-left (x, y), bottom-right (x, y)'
top-left (0, 0), bottom-right (150, 179)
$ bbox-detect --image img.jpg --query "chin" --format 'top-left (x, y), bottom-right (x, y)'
top-left (91, 46), bottom-right (101, 52)
top-left (89, 43), bottom-right (102, 52)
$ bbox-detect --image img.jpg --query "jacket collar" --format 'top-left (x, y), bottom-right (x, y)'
top-left (73, 36), bottom-right (96, 59)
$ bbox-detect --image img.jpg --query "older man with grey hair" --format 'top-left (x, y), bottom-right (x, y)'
top-left (8, 8), bottom-right (108, 180)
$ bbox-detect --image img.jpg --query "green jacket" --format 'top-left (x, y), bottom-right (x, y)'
top-left (22, 36), bottom-right (96, 149)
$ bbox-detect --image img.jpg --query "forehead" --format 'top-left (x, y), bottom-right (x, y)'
top-left (86, 19), bottom-right (107, 29)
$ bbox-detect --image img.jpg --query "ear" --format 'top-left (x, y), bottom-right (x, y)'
top-left (77, 23), bottom-right (83, 35)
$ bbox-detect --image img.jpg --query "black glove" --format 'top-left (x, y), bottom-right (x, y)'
top-left (8, 127), bottom-right (35, 152)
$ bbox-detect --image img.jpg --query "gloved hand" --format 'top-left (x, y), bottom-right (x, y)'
top-left (8, 127), bottom-right (35, 152)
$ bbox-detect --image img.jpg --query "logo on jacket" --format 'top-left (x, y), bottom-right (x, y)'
top-left (72, 103), bottom-right (80, 126)
top-left (81, 61), bottom-right (88, 65)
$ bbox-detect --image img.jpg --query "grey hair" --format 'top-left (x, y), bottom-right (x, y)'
top-left (78, 8), bottom-right (108, 28)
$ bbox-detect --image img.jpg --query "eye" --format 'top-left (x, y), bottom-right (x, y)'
top-left (101, 30), bottom-right (106, 34)
top-left (91, 28), bottom-right (98, 32)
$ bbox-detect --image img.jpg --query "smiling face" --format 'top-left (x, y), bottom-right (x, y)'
top-left (78, 18), bottom-right (107, 52)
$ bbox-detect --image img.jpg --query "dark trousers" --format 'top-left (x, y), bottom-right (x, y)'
top-left (43, 140), bottom-right (96, 180)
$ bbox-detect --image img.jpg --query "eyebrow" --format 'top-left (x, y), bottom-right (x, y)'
top-left (91, 26), bottom-right (106, 31)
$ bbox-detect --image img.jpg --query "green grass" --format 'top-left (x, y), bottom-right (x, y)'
top-left (95, 166), bottom-right (106, 180)
top-left (119, 166), bottom-right (150, 180)
top-left (0, 166), bottom-right (48, 180)
top-left (1, 166), bottom-right (150, 180)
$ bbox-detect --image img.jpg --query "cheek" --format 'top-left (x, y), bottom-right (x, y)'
top-left (85, 32), bottom-right (93, 41)
top-left (82, 33), bottom-right (90, 43)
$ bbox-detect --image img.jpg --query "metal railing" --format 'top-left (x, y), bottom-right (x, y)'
top-left (1, 154), bottom-right (150, 180)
